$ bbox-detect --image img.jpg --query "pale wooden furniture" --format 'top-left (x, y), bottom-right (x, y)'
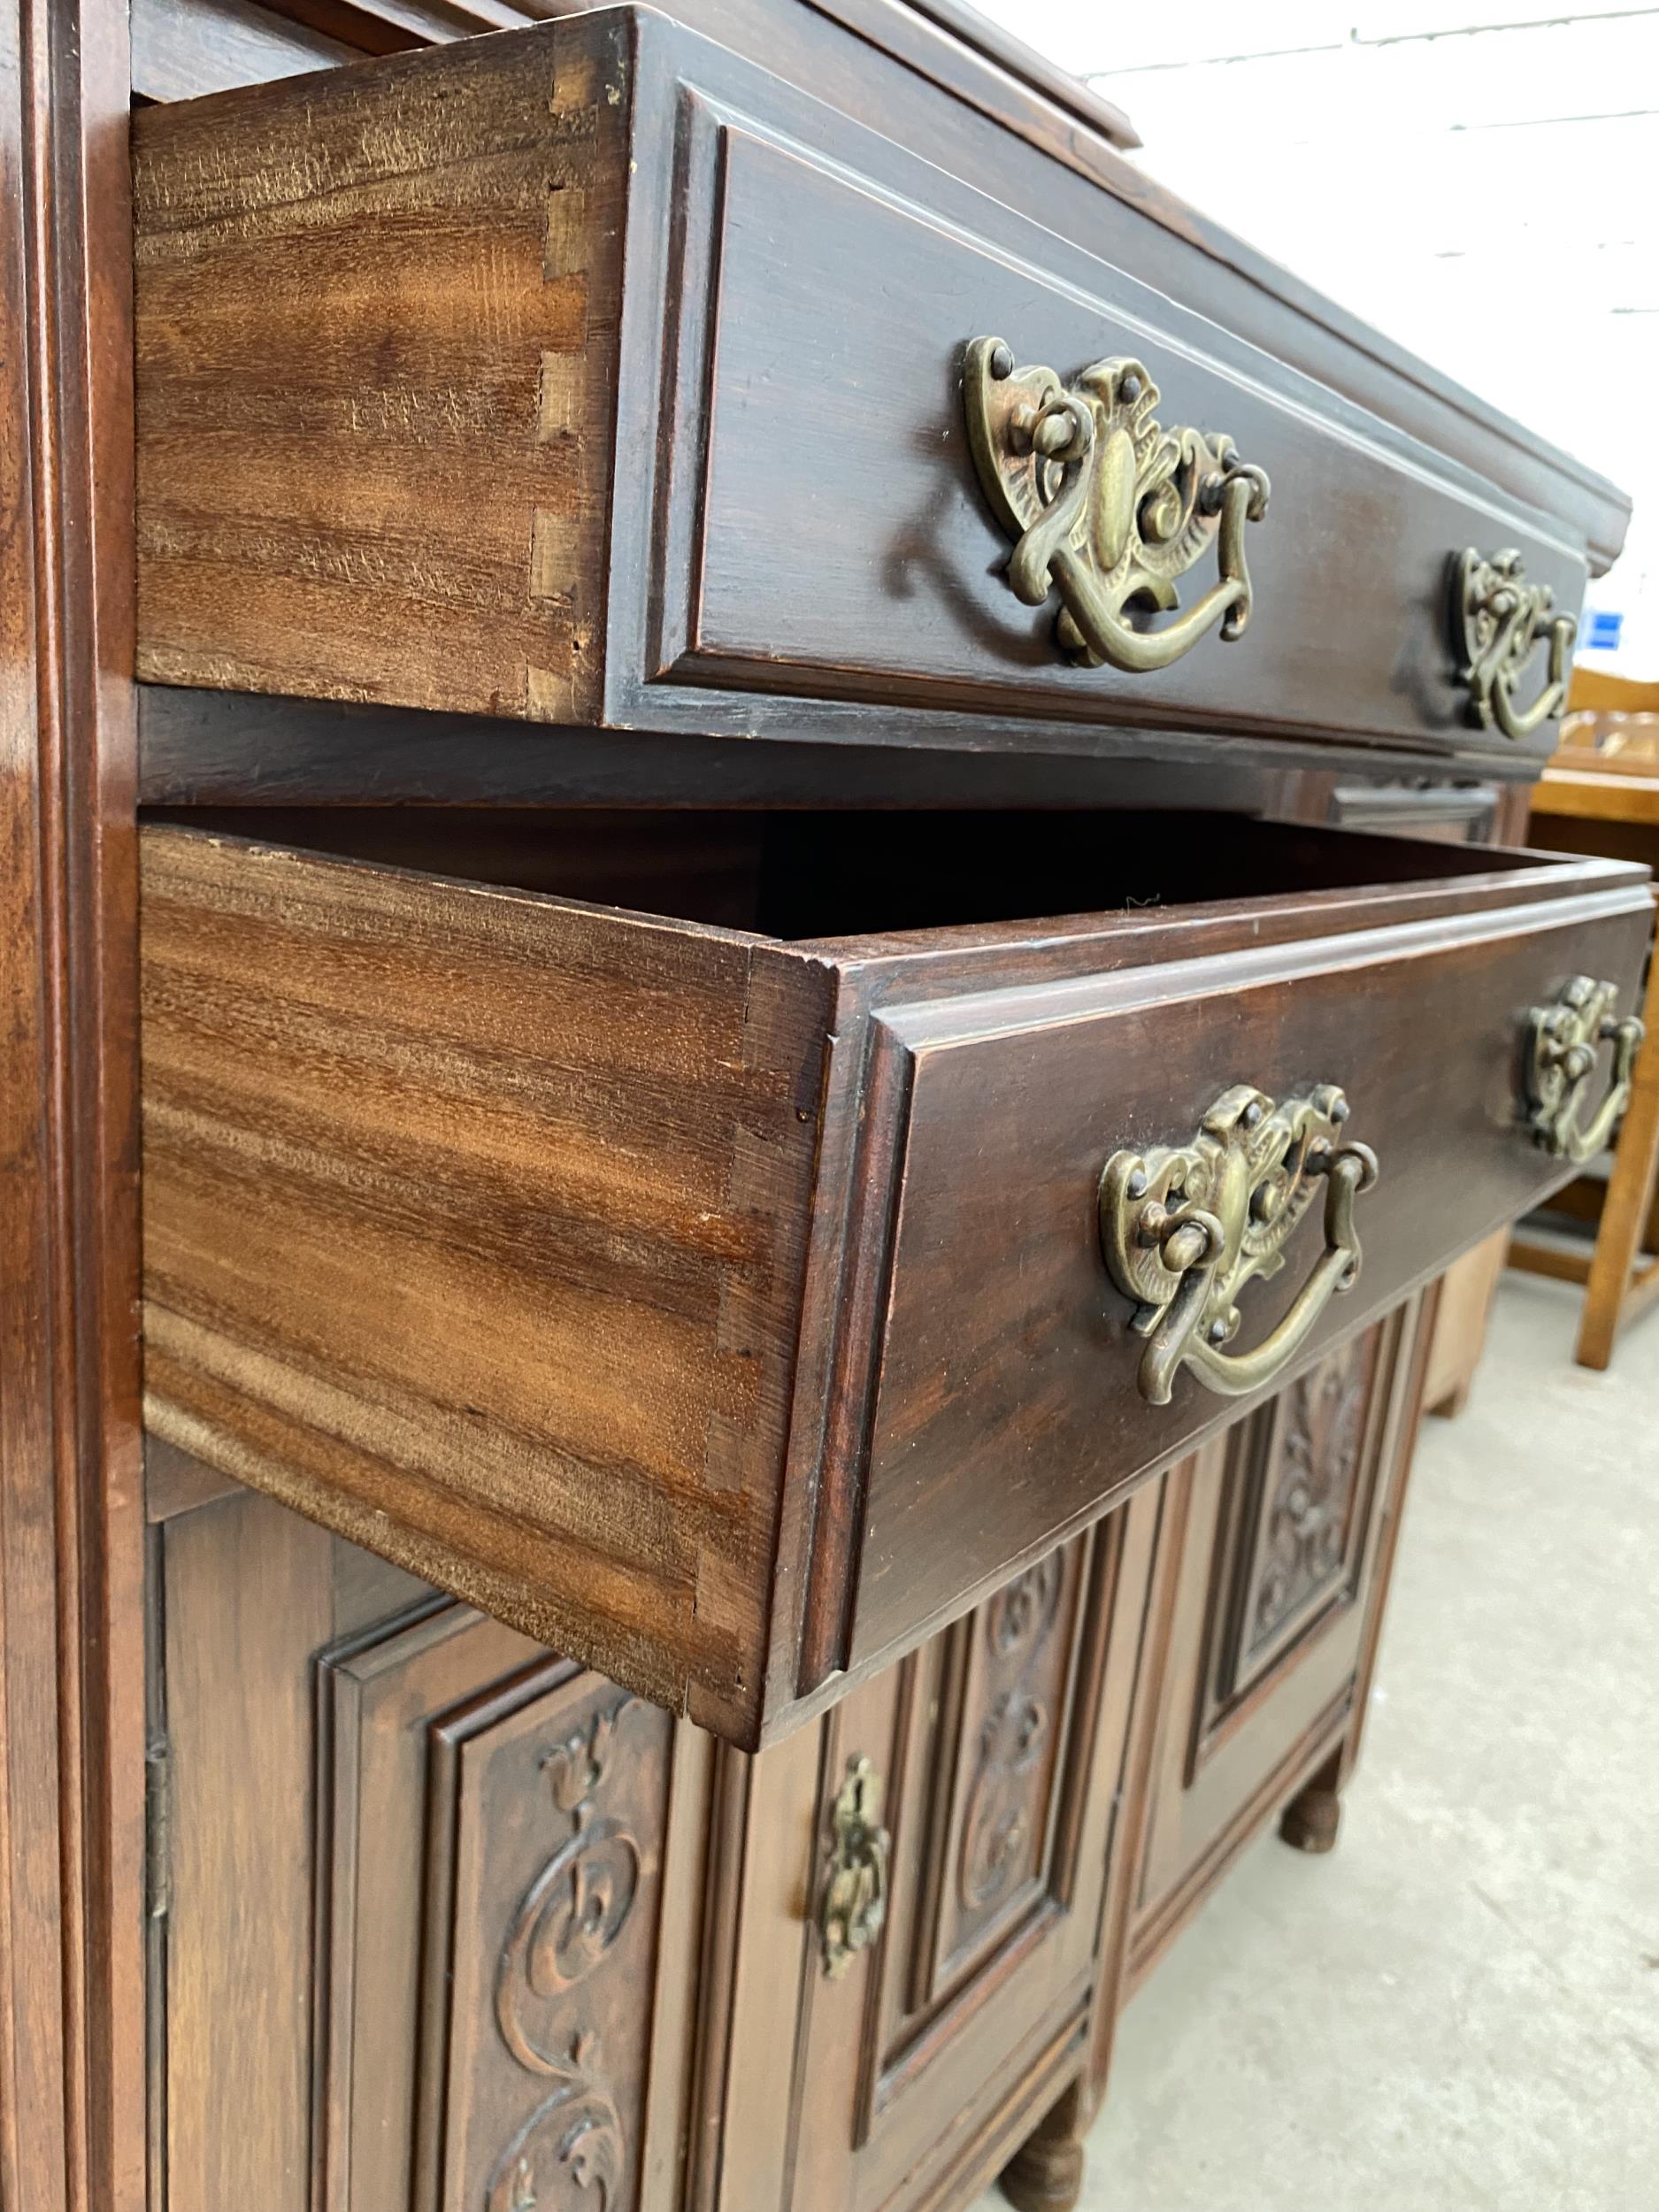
top-left (1423, 1232), bottom-right (1511, 1417)
top-left (1517, 757), bottom-right (1659, 1368)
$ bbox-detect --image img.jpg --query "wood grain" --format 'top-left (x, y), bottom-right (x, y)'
top-left (1327, 1280), bottom-right (1441, 1805)
top-left (848, 872), bottom-right (1653, 1670)
top-left (0, 6), bottom-right (147, 2212)
top-left (35, 7), bottom-right (1650, 2211)
top-left (133, 684), bottom-right (1342, 812)
top-left (1128, 1310), bottom-right (1417, 1968)
top-left (787, 1524), bottom-right (1125, 2212)
top-left (133, 10), bottom-right (1619, 772)
top-left (1535, 769), bottom-right (1659, 830)
top-left (417, 1665), bottom-right (676, 2209)
top-left (134, 13), bottom-right (628, 720)
top-left (131, 0), bottom-right (357, 100)
top-left (141, 817), bottom-right (1653, 1747)
top-left (1423, 1232), bottom-right (1509, 1417)
top-left (161, 1493), bottom-right (335, 2212)
top-left (141, 825), bottom-right (831, 1741)
top-left (311, 1604), bottom-right (542, 2212)
top-left (163, 0), bottom-right (1143, 162)
top-left (226, 0), bottom-right (1627, 579)
top-left (632, 79), bottom-right (1585, 766)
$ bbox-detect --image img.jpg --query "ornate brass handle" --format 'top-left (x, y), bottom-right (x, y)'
top-left (1099, 1084), bottom-right (1379, 1407)
top-left (1525, 976), bottom-right (1645, 1164)
top-left (1452, 549), bottom-right (1576, 741)
top-left (818, 1755), bottom-right (889, 1979)
top-left (964, 336), bottom-right (1270, 674)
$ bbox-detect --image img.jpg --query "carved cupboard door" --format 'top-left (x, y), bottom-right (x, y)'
top-left (784, 1494), bottom-right (1164, 2212)
top-left (1129, 1299), bottom-right (1430, 1978)
top-left (150, 1484), bottom-right (712, 2212)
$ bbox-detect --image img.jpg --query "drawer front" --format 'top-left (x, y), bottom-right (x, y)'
top-left (627, 61), bottom-right (1583, 766)
top-left (134, 12), bottom-right (1596, 772)
top-left (847, 884), bottom-right (1652, 1670)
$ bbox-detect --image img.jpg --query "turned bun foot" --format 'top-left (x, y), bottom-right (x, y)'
top-left (1001, 2131), bottom-right (1086, 2211)
top-left (1279, 1780), bottom-right (1342, 1855)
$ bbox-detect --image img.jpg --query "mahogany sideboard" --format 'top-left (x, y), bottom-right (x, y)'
top-left (0, 6), bottom-right (1645, 2212)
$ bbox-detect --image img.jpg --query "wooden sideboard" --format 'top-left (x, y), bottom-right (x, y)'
top-left (149, 1300), bottom-right (1432, 2212)
top-left (0, 7), bottom-right (1644, 2212)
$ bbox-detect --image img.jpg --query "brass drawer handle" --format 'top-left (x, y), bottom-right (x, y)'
top-left (1099, 1084), bottom-right (1378, 1407)
top-left (1525, 976), bottom-right (1645, 1164)
top-left (818, 1755), bottom-right (890, 1979)
top-left (964, 337), bottom-right (1270, 675)
top-left (1452, 549), bottom-right (1576, 741)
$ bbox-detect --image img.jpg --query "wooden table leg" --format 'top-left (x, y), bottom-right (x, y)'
top-left (1577, 933), bottom-right (1659, 1371)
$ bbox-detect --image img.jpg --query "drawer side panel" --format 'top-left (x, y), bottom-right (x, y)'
top-left (133, 16), bottom-right (629, 724)
top-left (139, 829), bottom-right (830, 1744)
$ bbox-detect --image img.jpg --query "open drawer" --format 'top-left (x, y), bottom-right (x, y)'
top-left (133, 8), bottom-right (1606, 770)
top-left (140, 812), bottom-right (1652, 1745)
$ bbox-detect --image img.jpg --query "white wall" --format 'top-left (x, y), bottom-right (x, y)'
top-left (969, 1), bottom-right (1659, 674)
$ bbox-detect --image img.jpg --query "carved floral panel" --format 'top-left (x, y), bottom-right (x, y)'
top-left (1220, 1327), bottom-right (1383, 1708)
top-left (420, 1669), bottom-right (672, 2212)
top-left (926, 1542), bottom-right (1083, 1992)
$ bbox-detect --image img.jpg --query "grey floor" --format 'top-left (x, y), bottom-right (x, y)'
top-left (977, 1275), bottom-right (1659, 2212)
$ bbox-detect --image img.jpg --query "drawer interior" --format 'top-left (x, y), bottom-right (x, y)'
top-left (150, 804), bottom-right (1541, 944)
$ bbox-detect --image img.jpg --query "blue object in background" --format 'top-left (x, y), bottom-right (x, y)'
top-left (1579, 608), bottom-right (1624, 652)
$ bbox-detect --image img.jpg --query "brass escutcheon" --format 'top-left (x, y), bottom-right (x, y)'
top-left (818, 1755), bottom-right (890, 1979)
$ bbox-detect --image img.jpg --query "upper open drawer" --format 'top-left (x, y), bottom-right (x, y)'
top-left (134, 9), bottom-right (1601, 773)
top-left (140, 811), bottom-right (1652, 1747)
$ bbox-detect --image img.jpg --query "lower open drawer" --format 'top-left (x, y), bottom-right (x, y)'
top-left (140, 809), bottom-right (1652, 1745)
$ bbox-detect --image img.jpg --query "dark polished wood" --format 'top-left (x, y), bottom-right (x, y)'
top-left (0, 7), bottom-right (147, 2212)
top-left (130, 0), bottom-right (356, 99)
top-left (143, 1342), bottom-right (1447, 2212)
top-left (150, 1482), bottom-right (1166, 2212)
top-left (1127, 1309), bottom-right (1427, 1978)
top-left (1279, 1763), bottom-right (1345, 1855)
top-left (785, 1518), bottom-right (1138, 2212)
top-left (132, 11), bottom-right (1603, 773)
top-left (4, 4), bottom-right (1641, 2211)
top-left (133, 0), bottom-right (1629, 577)
top-left (1519, 769), bottom-right (1659, 1368)
top-left (1002, 2146), bottom-right (1085, 2212)
top-left (1001, 2098), bottom-right (1087, 2212)
top-left (131, 0), bottom-right (1142, 153)
top-left (134, 685), bottom-right (1387, 810)
top-left (139, 816), bottom-right (1649, 1747)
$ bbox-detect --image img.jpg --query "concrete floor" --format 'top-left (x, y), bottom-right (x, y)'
top-left (979, 1275), bottom-right (1659, 2212)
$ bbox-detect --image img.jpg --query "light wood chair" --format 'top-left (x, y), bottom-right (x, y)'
top-left (1509, 672), bottom-right (1659, 1368)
